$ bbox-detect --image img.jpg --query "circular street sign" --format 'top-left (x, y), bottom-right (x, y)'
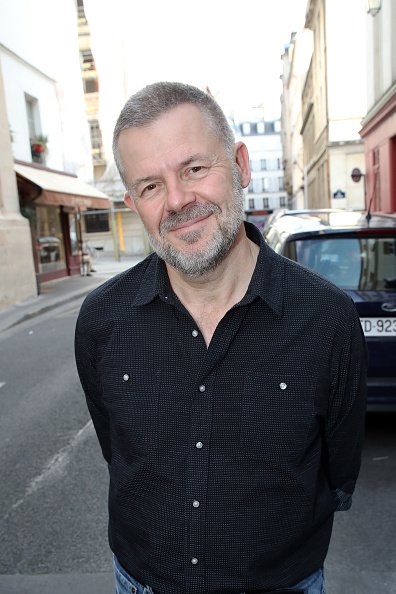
top-left (351, 168), bottom-right (362, 183)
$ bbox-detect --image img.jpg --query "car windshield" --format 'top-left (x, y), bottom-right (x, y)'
top-left (292, 236), bottom-right (396, 290)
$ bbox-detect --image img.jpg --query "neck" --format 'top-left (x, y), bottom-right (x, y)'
top-left (166, 225), bottom-right (259, 312)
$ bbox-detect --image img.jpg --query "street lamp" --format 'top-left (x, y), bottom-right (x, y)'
top-left (366, 0), bottom-right (381, 16)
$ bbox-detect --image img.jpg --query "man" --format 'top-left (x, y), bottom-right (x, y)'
top-left (75, 82), bottom-right (367, 594)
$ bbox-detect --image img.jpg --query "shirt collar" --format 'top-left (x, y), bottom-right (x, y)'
top-left (243, 222), bottom-right (284, 317)
top-left (132, 221), bottom-right (284, 317)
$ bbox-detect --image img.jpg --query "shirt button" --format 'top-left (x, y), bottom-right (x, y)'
top-left (192, 329), bottom-right (199, 337)
top-left (193, 500), bottom-right (200, 508)
top-left (279, 382), bottom-right (287, 390)
top-left (196, 441), bottom-right (203, 449)
top-left (123, 374), bottom-right (130, 381)
top-left (199, 385), bottom-right (206, 392)
top-left (191, 557), bottom-right (198, 565)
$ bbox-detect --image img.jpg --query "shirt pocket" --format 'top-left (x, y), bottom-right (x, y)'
top-left (240, 371), bottom-right (315, 461)
top-left (101, 365), bottom-right (160, 455)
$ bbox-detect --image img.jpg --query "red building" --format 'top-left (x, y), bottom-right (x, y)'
top-left (360, 2), bottom-right (396, 214)
top-left (360, 90), bottom-right (396, 214)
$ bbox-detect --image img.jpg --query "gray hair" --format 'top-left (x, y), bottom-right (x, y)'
top-left (112, 81), bottom-right (235, 190)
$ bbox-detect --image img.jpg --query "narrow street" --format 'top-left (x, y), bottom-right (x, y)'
top-left (0, 299), bottom-right (395, 593)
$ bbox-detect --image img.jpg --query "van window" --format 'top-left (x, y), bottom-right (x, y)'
top-left (292, 237), bottom-right (396, 290)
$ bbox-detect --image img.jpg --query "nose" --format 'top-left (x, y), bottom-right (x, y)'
top-left (165, 176), bottom-right (195, 212)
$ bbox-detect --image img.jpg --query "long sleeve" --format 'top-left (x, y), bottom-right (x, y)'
top-left (75, 313), bottom-right (112, 464)
top-left (324, 307), bottom-right (368, 510)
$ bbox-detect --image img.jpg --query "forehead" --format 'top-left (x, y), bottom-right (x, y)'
top-left (117, 104), bottom-right (221, 177)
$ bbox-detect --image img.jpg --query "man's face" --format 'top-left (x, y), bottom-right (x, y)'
top-left (118, 104), bottom-right (250, 277)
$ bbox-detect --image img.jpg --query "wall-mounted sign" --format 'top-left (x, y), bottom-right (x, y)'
top-left (333, 189), bottom-right (346, 199)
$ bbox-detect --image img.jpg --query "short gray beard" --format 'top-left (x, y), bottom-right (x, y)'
top-left (146, 166), bottom-right (245, 278)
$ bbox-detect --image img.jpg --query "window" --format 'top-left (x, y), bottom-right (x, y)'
top-left (279, 176), bottom-right (284, 191)
top-left (257, 122), bottom-right (265, 134)
top-left (251, 160), bottom-right (261, 172)
top-left (77, 0), bottom-right (87, 21)
top-left (262, 198), bottom-right (269, 208)
top-left (247, 181), bottom-right (254, 193)
top-left (36, 206), bottom-right (66, 274)
top-left (294, 237), bottom-right (396, 290)
top-left (89, 120), bottom-right (103, 159)
top-left (253, 178), bottom-right (262, 193)
top-left (242, 122), bottom-right (251, 135)
top-left (280, 196), bottom-right (287, 207)
top-left (84, 78), bottom-right (99, 93)
top-left (25, 94), bottom-right (40, 139)
top-left (80, 49), bottom-right (95, 70)
top-left (85, 210), bottom-right (110, 233)
top-left (260, 159), bottom-right (267, 170)
top-left (248, 198), bottom-right (255, 210)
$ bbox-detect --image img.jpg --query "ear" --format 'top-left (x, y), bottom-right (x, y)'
top-left (124, 191), bottom-right (137, 213)
top-left (234, 141), bottom-right (251, 189)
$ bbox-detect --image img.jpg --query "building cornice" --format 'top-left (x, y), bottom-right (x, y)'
top-left (0, 43), bottom-right (55, 83)
top-left (360, 83), bottom-right (396, 137)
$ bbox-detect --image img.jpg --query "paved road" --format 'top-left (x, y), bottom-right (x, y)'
top-left (0, 300), bottom-right (395, 593)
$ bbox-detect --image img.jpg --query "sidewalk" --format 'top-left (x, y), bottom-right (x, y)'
top-left (0, 255), bottom-right (143, 334)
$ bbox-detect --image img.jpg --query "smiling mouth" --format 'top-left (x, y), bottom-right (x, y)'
top-left (167, 213), bottom-right (212, 233)
top-left (160, 204), bottom-right (220, 236)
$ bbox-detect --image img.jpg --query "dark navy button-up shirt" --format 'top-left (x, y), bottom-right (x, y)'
top-left (75, 222), bottom-right (367, 594)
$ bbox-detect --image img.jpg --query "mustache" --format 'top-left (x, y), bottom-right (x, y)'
top-left (160, 203), bottom-right (221, 235)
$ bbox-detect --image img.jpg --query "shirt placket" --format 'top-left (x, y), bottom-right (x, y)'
top-left (182, 305), bottom-right (252, 593)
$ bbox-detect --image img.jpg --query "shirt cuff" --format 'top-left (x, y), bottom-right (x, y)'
top-left (332, 488), bottom-right (352, 511)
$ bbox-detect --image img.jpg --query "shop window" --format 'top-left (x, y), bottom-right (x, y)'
top-left (85, 210), bottom-right (110, 233)
top-left (36, 206), bottom-right (66, 274)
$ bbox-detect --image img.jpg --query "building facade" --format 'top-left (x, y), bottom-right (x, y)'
top-left (360, 0), bottom-right (396, 214)
top-left (298, 0), bottom-right (368, 210)
top-left (281, 29), bottom-right (313, 209)
top-left (77, 0), bottom-right (148, 257)
top-left (0, 0), bottom-right (110, 307)
top-left (235, 119), bottom-right (287, 229)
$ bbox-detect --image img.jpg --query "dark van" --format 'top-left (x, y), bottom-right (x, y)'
top-left (263, 209), bottom-right (396, 410)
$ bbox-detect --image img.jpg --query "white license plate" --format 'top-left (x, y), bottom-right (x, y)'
top-left (360, 317), bottom-right (396, 336)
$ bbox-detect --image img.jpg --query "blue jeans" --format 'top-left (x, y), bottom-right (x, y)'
top-left (113, 555), bottom-right (326, 594)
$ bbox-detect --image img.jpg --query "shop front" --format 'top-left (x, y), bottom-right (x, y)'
top-left (15, 160), bottom-right (111, 285)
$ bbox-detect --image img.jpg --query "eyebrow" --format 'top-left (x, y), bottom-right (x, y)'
top-left (130, 153), bottom-right (213, 194)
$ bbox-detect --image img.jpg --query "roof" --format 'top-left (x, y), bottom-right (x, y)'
top-left (15, 161), bottom-right (112, 210)
top-left (263, 209), bottom-right (396, 243)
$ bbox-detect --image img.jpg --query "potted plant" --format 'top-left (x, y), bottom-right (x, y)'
top-left (31, 134), bottom-right (48, 163)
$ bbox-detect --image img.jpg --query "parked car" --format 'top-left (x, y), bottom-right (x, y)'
top-left (262, 209), bottom-right (396, 410)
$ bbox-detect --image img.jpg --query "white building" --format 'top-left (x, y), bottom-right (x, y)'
top-left (281, 29), bottom-right (313, 209)
top-left (234, 119), bottom-right (287, 229)
top-left (0, 0), bottom-right (110, 305)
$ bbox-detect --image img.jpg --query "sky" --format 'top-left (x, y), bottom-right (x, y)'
top-left (83, 0), bottom-right (308, 154)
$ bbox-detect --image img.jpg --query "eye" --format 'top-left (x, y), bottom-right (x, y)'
top-left (186, 165), bottom-right (208, 178)
top-left (141, 183), bottom-right (157, 197)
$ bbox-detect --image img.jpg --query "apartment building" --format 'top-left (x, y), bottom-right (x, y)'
top-left (282, 0), bottom-right (368, 211)
top-left (360, 0), bottom-right (396, 213)
top-left (235, 119), bottom-right (287, 229)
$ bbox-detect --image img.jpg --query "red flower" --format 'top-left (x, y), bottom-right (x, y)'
top-left (32, 143), bottom-right (45, 153)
